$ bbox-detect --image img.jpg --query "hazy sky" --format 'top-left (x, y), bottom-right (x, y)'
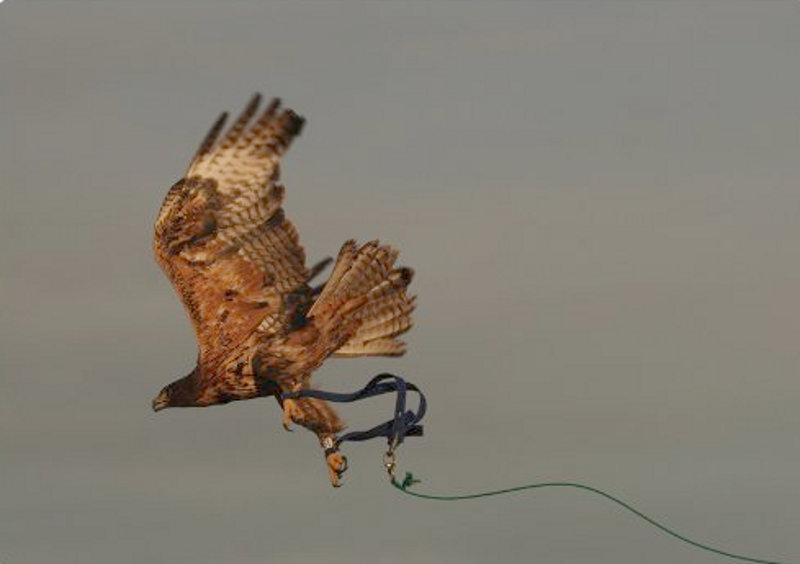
top-left (2, 2), bottom-right (799, 563)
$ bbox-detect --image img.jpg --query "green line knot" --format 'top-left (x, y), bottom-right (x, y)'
top-left (398, 471), bottom-right (421, 490)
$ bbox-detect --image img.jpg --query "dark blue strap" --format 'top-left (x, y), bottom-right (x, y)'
top-left (279, 373), bottom-right (426, 450)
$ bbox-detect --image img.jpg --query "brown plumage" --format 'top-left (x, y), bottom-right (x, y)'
top-left (151, 94), bottom-right (415, 486)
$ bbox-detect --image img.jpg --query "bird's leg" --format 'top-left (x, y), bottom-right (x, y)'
top-left (280, 382), bottom-right (305, 432)
top-left (281, 399), bottom-right (305, 431)
top-left (319, 434), bottom-right (348, 488)
top-left (276, 390), bottom-right (348, 486)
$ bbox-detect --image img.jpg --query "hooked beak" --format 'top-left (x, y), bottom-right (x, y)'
top-left (152, 389), bottom-right (170, 412)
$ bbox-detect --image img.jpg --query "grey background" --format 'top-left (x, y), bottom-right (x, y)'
top-left (1, 2), bottom-right (799, 563)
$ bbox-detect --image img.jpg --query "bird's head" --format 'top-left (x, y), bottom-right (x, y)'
top-left (152, 368), bottom-right (201, 411)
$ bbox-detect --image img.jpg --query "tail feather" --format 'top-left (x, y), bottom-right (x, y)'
top-left (354, 314), bottom-right (413, 343)
top-left (309, 240), bottom-right (415, 358)
top-left (356, 294), bottom-right (416, 333)
top-left (336, 241), bottom-right (398, 301)
top-left (308, 240), bottom-right (357, 317)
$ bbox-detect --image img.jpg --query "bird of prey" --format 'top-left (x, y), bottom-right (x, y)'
top-left (151, 94), bottom-right (415, 486)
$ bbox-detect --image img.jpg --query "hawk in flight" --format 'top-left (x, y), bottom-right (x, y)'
top-left (151, 94), bottom-right (415, 486)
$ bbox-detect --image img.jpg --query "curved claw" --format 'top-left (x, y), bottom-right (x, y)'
top-left (281, 398), bottom-right (303, 432)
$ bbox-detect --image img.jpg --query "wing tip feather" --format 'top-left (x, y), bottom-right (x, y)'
top-left (195, 111), bottom-right (229, 159)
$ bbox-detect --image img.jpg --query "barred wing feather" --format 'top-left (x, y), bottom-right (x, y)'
top-left (153, 94), bottom-right (309, 366)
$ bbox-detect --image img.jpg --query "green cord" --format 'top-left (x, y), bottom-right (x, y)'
top-left (391, 471), bottom-right (794, 564)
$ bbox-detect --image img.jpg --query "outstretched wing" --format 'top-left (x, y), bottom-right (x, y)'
top-left (154, 94), bottom-right (309, 367)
